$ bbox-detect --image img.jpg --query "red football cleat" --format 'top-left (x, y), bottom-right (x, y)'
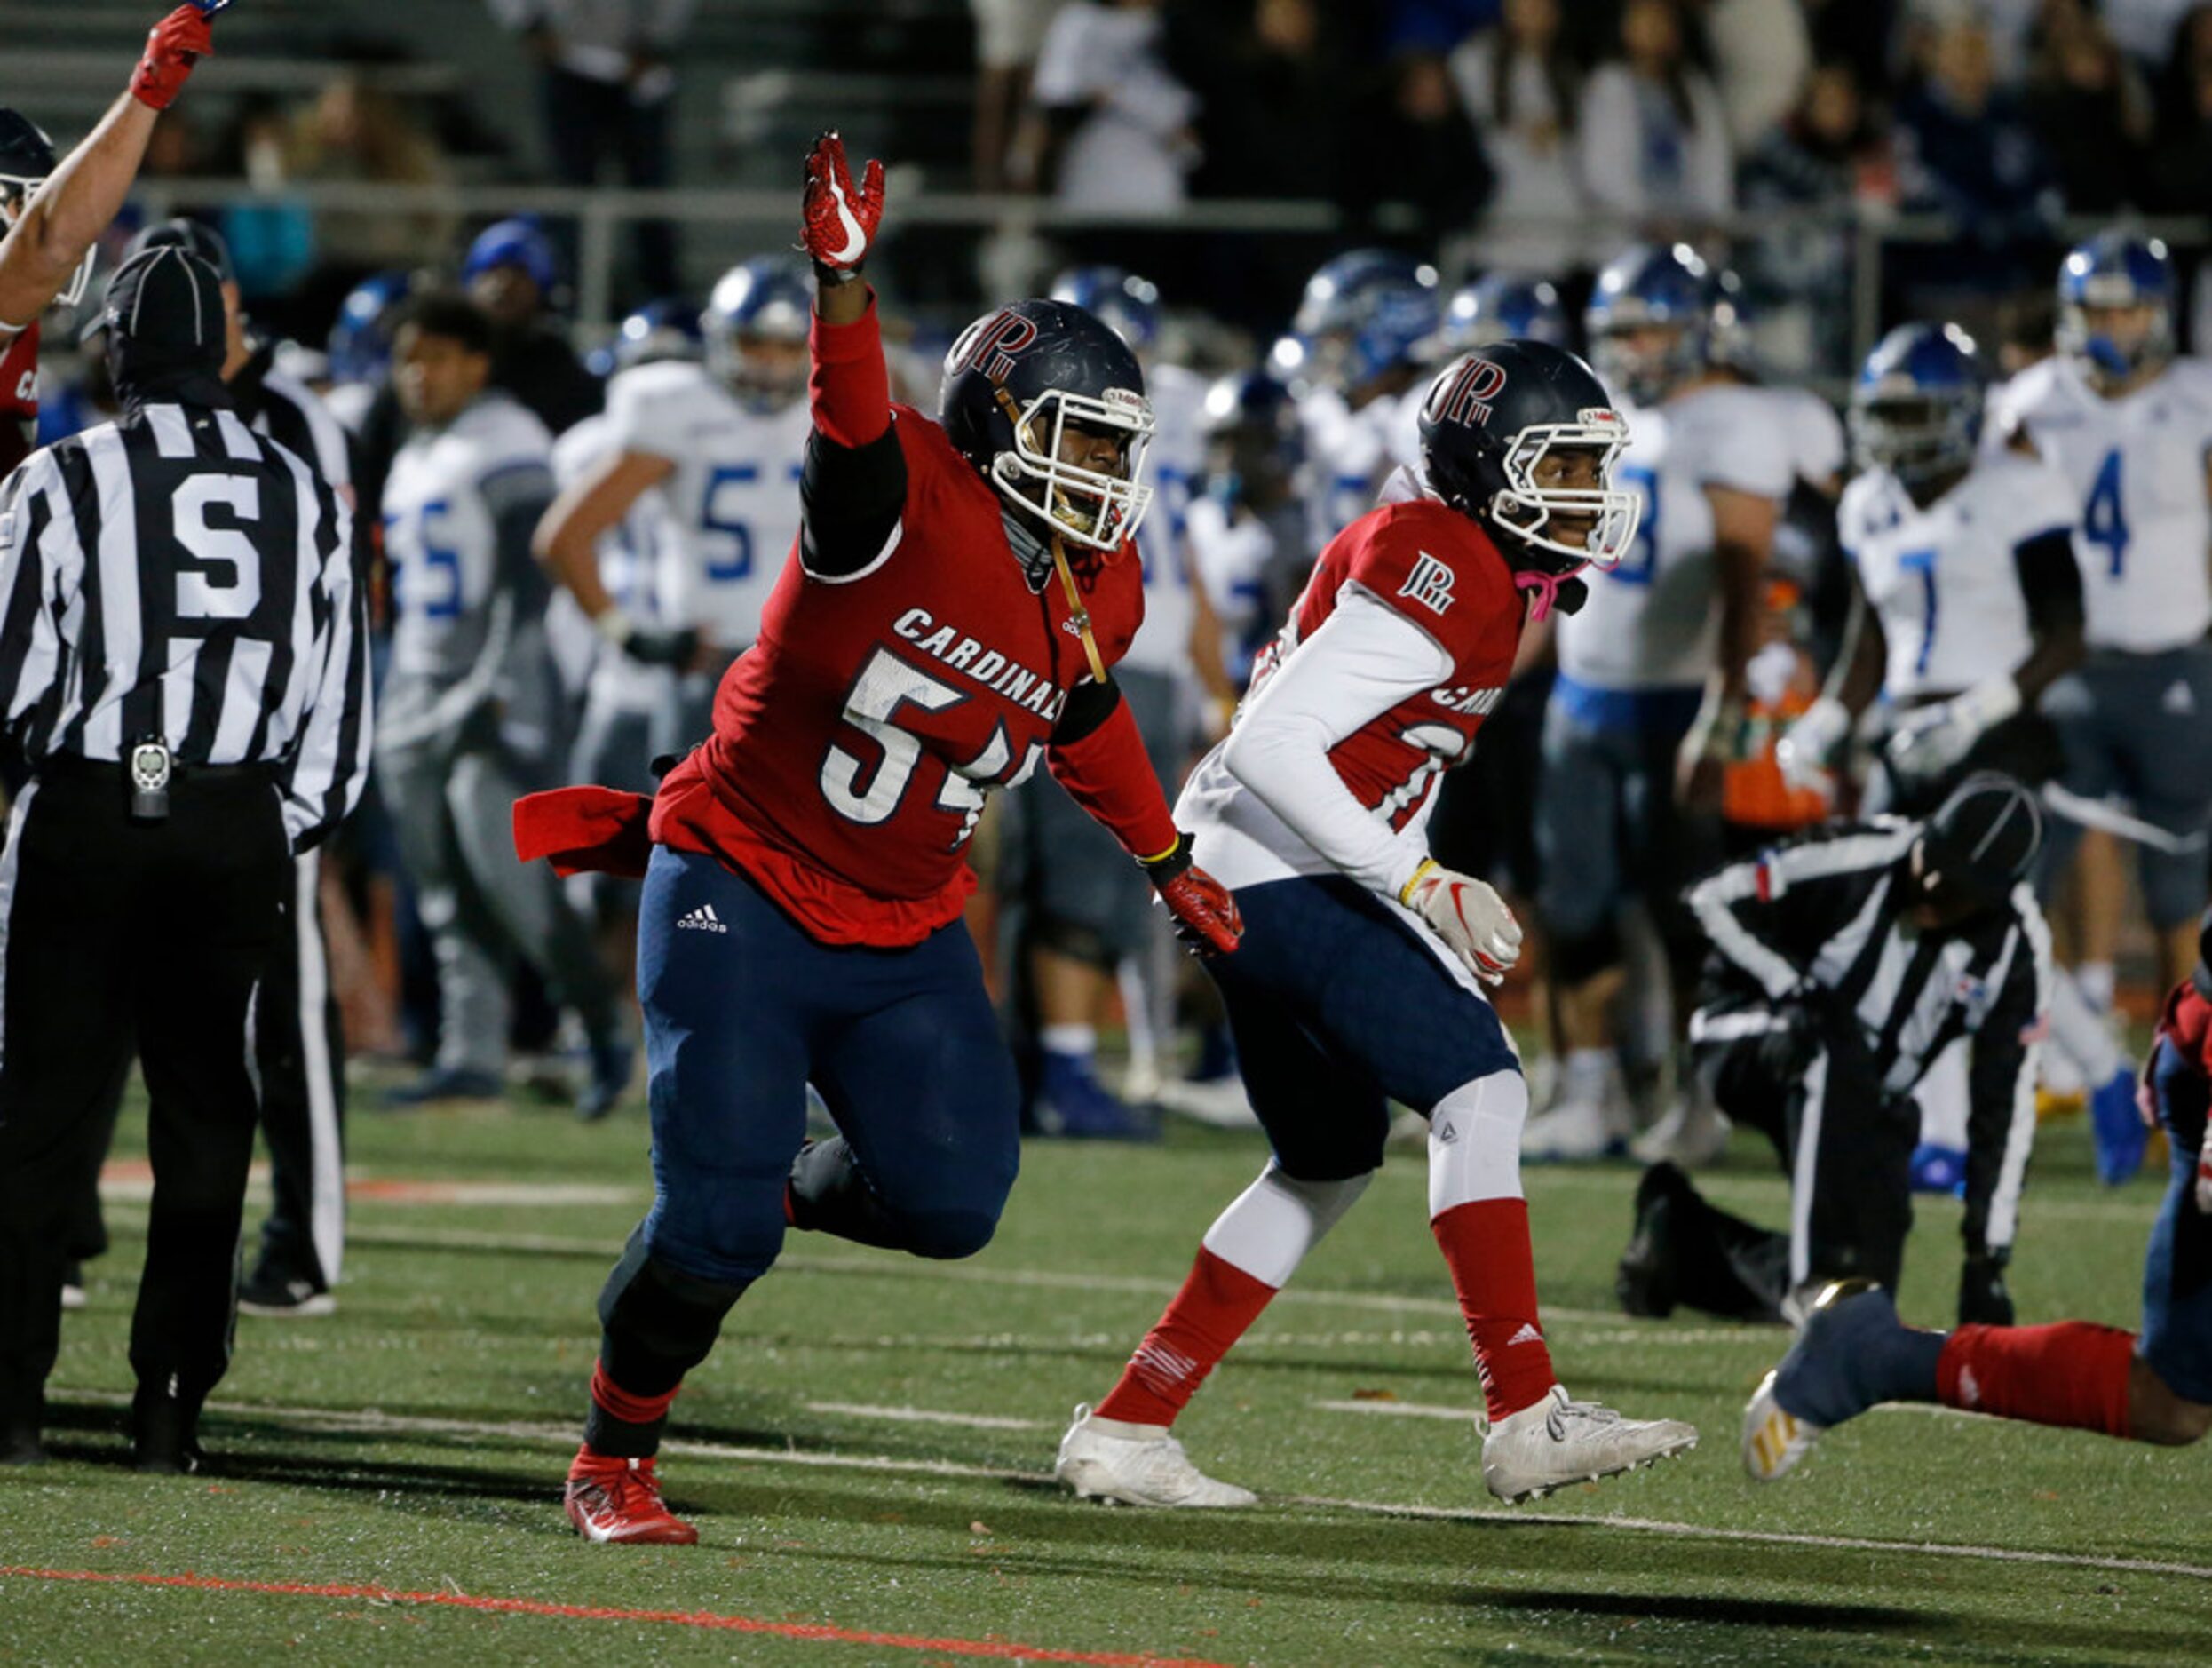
top-left (564, 1450), bottom-right (698, 1545)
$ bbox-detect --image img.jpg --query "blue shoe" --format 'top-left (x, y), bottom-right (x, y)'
top-left (2089, 1066), bottom-right (2148, 1186)
top-left (384, 1066), bottom-right (504, 1108)
top-left (1038, 1051), bottom-right (1157, 1141)
top-left (577, 1035), bottom-right (634, 1123)
top-left (1908, 1142), bottom-right (1967, 1196)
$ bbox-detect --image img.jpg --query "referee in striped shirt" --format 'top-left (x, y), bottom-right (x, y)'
top-left (0, 242), bottom-right (369, 1472)
top-left (1617, 774), bottom-right (2053, 1332)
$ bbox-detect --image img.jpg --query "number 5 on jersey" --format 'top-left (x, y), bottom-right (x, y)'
top-left (820, 647), bottom-right (1043, 846)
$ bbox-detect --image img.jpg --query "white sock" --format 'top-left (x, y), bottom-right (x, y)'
top-left (1563, 1048), bottom-right (1613, 1102)
top-left (2076, 962), bottom-right (2117, 1013)
top-left (1042, 1022), bottom-right (1097, 1058)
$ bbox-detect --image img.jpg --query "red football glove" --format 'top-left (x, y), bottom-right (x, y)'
top-left (1143, 836), bottom-right (1241, 958)
top-left (131, 5), bottom-right (216, 111)
top-left (801, 131), bottom-right (884, 279)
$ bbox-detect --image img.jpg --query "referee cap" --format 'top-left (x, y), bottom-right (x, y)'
top-left (1917, 773), bottom-right (2042, 908)
top-left (126, 216), bottom-right (236, 288)
top-left (101, 243), bottom-right (228, 402)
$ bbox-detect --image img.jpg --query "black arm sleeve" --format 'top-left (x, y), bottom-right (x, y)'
top-left (2011, 528), bottom-right (2084, 639)
top-left (799, 425), bottom-right (908, 579)
top-left (1051, 676), bottom-right (1123, 745)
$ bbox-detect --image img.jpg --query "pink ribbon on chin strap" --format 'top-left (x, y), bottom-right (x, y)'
top-left (1514, 563), bottom-right (1587, 623)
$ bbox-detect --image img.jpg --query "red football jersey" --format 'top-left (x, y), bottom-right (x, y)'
top-left (0, 322), bottom-right (39, 477)
top-left (1253, 497), bottom-right (1527, 831)
top-left (651, 393), bottom-right (1146, 949)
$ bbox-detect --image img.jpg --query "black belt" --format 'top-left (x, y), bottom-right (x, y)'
top-left (34, 754), bottom-right (279, 786)
top-left (35, 749), bottom-right (278, 822)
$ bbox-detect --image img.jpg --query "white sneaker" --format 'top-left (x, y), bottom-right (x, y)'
top-left (1521, 1097), bottom-right (1626, 1162)
top-left (1741, 1369), bottom-right (1822, 1482)
top-left (1153, 1076), bottom-right (1260, 1130)
top-left (1054, 1404), bottom-right (1257, 1508)
top-left (1631, 1092), bottom-right (1731, 1169)
top-left (1481, 1385), bottom-right (1699, 1503)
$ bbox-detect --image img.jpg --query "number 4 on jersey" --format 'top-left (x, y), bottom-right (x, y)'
top-left (2083, 448), bottom-right (2129, 577)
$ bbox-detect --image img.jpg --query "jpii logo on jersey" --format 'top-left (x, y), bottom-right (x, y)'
top-left (1398, 552), bottom-right (1458, 615)
top-left (948, 310), bottom-right (1041, 383)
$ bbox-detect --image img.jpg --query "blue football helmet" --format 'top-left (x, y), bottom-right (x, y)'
top-left (703, 254), bottom-right (812, 410)
top-left (1431, 274), bottom-right (1570, 360)
top-left (1585, 242), bottom-right (1719, 406)
top-left (940, 298), bottom-right (1156, 555)
top-left (1051, 266), bottom-right (1161, 354)
top-left (462, 217), bottom-right (559, 296)
top-left (2057, 230), bottom-right (2173, 383)
top-left (1850, 322), bottom-right (1983, 486)
top-left (591, 297), bottom-right (704, 379)
top-left (1292, 249), bottom-right (1441, 393)
top-left (326, 269), bottom-right (413, 385)
top-left (1200, 369), bottom-right (1304, 511)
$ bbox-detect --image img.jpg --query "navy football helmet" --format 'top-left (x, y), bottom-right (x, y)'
top-left (2057, 230), bottom-right (2173, 384)
top-left (327, 270), bottom-right (412, 386)
top-left (703, 254), bottom-right (811, 410)
top-left (1585, 242), bottom-right (1720, 406)
top-left (1051, 266), bottom-right (1161, 354)
top-left (0, 108), bottom-right (91, 307)
top-left (1292, 249), bottom-right (1441, 393)
top-left (1417, 342), bottom-right (1639, 576)
top-left (1851, 322), bottom-right (1982, 487)
top-left (463, 218), bottom-right (560, 295)
top-left (1201, 369), bottom-right (1304, 511)
top-left (941, 298), bottom-right (1156, 554)
top-left (1431, 274), bottom-right (1570, 360)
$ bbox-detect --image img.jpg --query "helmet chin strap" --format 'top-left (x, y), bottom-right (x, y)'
top-left (1051, 531), bottom-right (1111, 685)
top-left (1513, 566), bottom-right (1582, 624)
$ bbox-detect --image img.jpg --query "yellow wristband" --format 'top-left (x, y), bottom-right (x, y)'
top-left (1398, 858), bottom-right (1438, 906)
top-left (1139, 838), bottom-right (1183, 867)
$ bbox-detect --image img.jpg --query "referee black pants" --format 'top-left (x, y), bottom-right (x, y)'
top-left (0, 766), bottom-right (287, 1436)
top-left (1641, 996), bottom-right (1919, 1321)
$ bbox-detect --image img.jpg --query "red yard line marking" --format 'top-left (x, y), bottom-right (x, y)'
top-left (0, 1567), bottom-right (1230, 1667)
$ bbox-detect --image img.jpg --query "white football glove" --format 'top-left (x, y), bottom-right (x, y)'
top-left (1884, 677), bottom-right (2019, 784)
top-left (1401, 860), bottom-right (1522, 986)
top-left (1774, 695), bottom-right (1851, 798)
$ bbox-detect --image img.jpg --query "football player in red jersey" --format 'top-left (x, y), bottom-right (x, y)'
top-left (1054, 343), bottom-right (1703, 1509)
top-left (0, 6), bottom-right (218, 474)
top-left (512, 132), bottom-right (1241, 1545)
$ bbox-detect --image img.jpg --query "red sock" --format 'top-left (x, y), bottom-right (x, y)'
top-left (583, 1358), bottom-right (683, 1458)
top-left (1431, 1199), bottom-right (1557, 1423)
top-left (1938, 1322), bottom-right (2136, 1437)
top-left (1094, 1246), bottom-right (1278, 1426)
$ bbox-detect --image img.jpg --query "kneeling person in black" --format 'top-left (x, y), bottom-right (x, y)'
top-left (1620, 774), bottom-right (2051, 1329)
top-left (0, 244), bottom-right (367, 1469)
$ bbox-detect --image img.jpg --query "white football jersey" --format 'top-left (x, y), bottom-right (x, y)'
top-left (551, 413), bottom-right (678, 716)
top-left (1989, 353), bottom-right (2212, 652)
top-left (1298, 385), bottom-right (1399, 554)
top-left (1120, 359), bottom-right (1208, 679)
top-left (383, 393), bottom-right (553, 683)
top-left (603, 358), bottom-right (809, 651)
top-left (1838, 452), bottom-right (2077, 701)
top-left (1556, 383), bottom-right (1795, 690)
top-left (1765, 384), bottom-right (1846, 488)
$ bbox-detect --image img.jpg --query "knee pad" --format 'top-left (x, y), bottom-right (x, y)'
top-left (1033, 912), bottom-right (1115, 971)
top-left (1201, 1163), bottom-right (1373, 1288)
top-left (2141, 847), bottom-right (2204, 931)
top-left (1428, 1070), bottom-right (1528, 1217)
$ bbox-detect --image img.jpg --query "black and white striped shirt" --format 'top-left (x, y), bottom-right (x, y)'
top-left (0, 399), bottom-right (371, 850)
top-left (1687, 819), bottom-right (2052, 1258)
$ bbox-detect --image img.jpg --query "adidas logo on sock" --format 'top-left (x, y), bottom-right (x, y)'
top-left (677, 903), bottom-right (728, 934)
top-left (1506, 1322), bottom-right (1544, 1346)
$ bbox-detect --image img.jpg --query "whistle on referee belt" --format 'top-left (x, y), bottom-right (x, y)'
top-left (129, 741), bottom-right (172, 822)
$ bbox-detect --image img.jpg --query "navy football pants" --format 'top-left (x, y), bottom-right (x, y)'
top-left (2145, 1037), bottom-right (2212, 1403)
top-left (632, 846), bottom-right (1021, 1288)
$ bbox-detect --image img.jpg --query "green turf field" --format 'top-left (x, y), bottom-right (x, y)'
top-left (4, 1076), bottom-right (2208, 1666)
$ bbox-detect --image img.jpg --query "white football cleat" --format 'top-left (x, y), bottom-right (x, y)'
top-left (1481, 1385), bottom-right (1698, 1503)
top-left (1520, 1097), bottom-right (1626, 1162)
top-left (1741, 1369), bottom-right (1823, 1481)
top-left (1153, 1076), bottom-right (1260, 1130)
top-left (1054, 1404), bottom-right (1257, 1508)
top-left (1631, 1091), bottom-right (1731, 1169)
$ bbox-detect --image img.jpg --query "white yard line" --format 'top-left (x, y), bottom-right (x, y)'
top-left (59, 1391), bottom-right (2212, 1582)
top-left (802, 1401), bottom-right (1046, 1432)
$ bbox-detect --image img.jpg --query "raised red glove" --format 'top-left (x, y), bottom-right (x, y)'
top-left (1144, 836), bottom-right (1241, 958)
top-left (801, 131), bottom-right (884, 279)
top-left (131, 5), bottom-right (216, 111)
